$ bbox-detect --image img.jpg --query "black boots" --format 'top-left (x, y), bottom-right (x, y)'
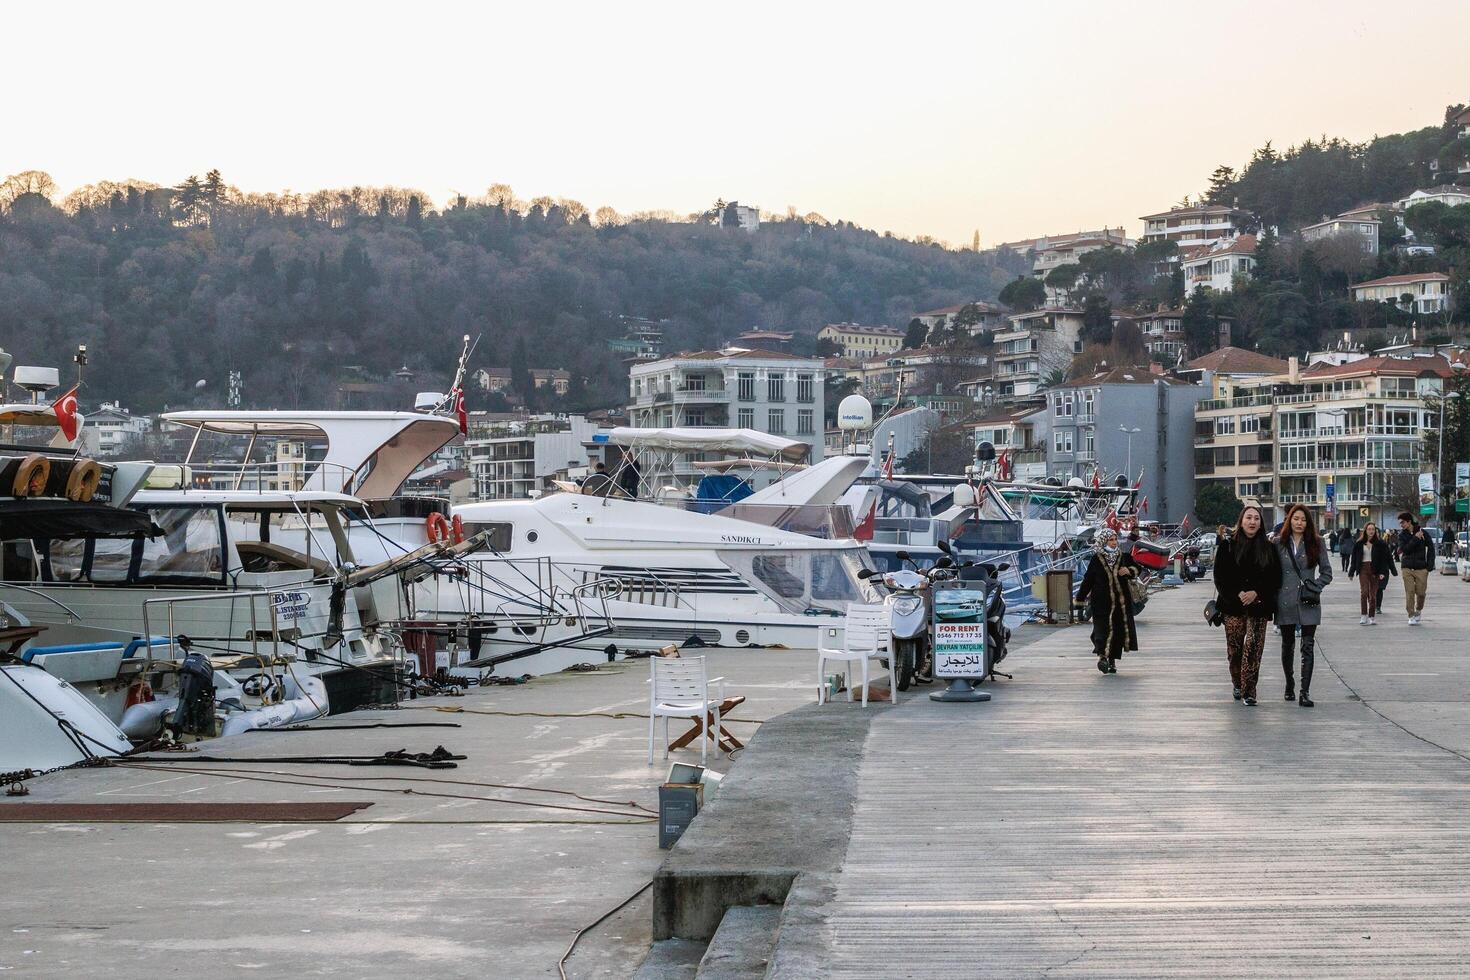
top-left (1298, 633), bottom-right (1315, 708)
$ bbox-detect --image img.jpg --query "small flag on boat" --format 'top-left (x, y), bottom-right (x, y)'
top-left (1139, 495), bottom-right (1149, 515)
top-left (51, 384), bottom-right (80, 442)
top-left (453, 387), bottom-right (468, 435)
top-left (1133, 468), bottom-right (1144, 490)
top-left (1091, 466), bottom-right (1101, 490)
top-left (1180, 514), bottom-right (1192, 534)
top-left (996, 449), bottom-right (1012, 481)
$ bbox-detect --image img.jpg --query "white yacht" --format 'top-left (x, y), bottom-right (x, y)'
top-left (447, 428), bottom-right (880, 652)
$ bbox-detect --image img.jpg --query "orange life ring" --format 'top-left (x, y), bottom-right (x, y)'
top-left (426, 512), bottom-right (452, 543)
top-left (451, 514), bottom-right (465, 545)
top-left (12, 454), bottom-right (51, 498)
top-left (66, 459), bottom-right (102, 502)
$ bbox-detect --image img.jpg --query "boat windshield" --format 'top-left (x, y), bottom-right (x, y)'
top-left (24, 505), bottom-right (227, 586)
top-left (718, 548), bottom-right (880, 614)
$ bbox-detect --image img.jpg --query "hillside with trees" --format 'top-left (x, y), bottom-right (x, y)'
top-left (0, 171), bottom-right (1019, 412)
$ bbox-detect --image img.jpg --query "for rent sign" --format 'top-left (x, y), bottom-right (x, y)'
top-left (933, 621), bottom-right (987, 679)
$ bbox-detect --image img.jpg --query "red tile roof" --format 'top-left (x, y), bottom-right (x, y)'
top-left (1185, 346), bottom-right (1290, 376)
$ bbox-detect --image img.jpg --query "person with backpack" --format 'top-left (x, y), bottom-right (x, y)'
top-left (1275, 504), bottom-right (1332, 707)
top-left (1396, 512), bottom-right (1434, 625)
top-left (1212, 504), bottom-right (1282, 706)
top-left (1348, 522), bottom-right (1396, 625)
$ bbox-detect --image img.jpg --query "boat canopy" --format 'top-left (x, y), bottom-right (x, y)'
top-left (161, 411), bottom-right (461, 499)
top-left (0, 499), bottom-right (159, 540)
top-left (603, 427), bottom-right (809, 463)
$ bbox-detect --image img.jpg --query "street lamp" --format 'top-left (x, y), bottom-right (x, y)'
top-left (1119, 426), bottom-right (1141, 481)
top-left (1437, 390), bottom-right (1462, 526)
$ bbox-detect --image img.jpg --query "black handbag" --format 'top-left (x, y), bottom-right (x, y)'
top-left (1203, 597), bottom-right (1224, 627)
top-left (1284, 540), bottom-right (1320, 607)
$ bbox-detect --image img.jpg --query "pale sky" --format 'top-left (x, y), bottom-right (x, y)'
top-left (5, 1), bottom-right (1468, 246)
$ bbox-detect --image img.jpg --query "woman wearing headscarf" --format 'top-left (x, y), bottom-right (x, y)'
top-left (1074, 527), bottom-right (1139, 675)
top-left (1274, 503), bottom-right (1332, 707)
top-left (1212, 504), bottom-right (1282, 706)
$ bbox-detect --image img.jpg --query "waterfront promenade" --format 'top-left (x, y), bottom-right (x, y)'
top-left (819, 575), bottom-right (1470, 977)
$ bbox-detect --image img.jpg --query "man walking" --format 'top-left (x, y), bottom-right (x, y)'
top-left (1397, 512), bottom-right (1433, 625)
top-left (1338, 528), bottom-right (1354, 572)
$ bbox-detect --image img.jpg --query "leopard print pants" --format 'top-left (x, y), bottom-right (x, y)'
top-left (1222, 613), bottom-right (1269, 700)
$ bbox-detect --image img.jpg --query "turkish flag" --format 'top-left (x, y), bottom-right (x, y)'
top-left (1091, 467), bottom-right (1101, 490)
top-left (453, 387), bottom-right (468, 435)
top-left (51, 385), bottom-right (80, 442)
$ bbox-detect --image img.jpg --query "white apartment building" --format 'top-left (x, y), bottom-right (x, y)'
top-left (1398, 185), bottom-right (1470, 209)
top-left (716, 201), bottom-right (760, 232)
top-left (1139, 204), bottom-right (1251, 249)
top-left (1180, 235), bottom-right (1257, 295)
top-left (912, 302), bottom-right (1009, 337)
top-left (992, 309), bottom-right (1084, 400)
top-left (466, 414), bottom-right (605, 500)
top-left (1300, 214), bottom-right (1380, 254)
top-left (818, 323), bottom-right (904, 358)
top-left (628, 348), bottom-right (825, 475)
top-left (1030, 231), bottom-right (1133, 276)
top-left (1350, 272), bottom-right (1451, 315)
top-left (85, 403), bottom-right (151, 455)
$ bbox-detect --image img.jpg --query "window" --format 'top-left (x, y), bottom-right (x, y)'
top-left (738, 408), bottom-right (754, 428)
top-left (1241, 415), bottom-right (1261, 433)
top-left (683, 374), bottom-right (706, 391)
top-left (129, 506), bottom-right (226, 585)
top-left (796, 373), bottom-right (814, 403)
top-left (1081, 391), bottom-right (1095, 416)
top-left (768, 409), bottom-right (785, 434)
top-left (751, 554), bottom-right (805, 598)
top-left (1215, 416), bottom-right (1236, 435)
top-left (797, 409), bottom-right (814, 434)
top-left (737, 371), bottom-right (755, 402)
top-left (1053, 431), bottom-right (1073, 454)
top-left (768, 375), bottom-right (785, 402)
top-left (1084, 432), bottom-right (1095, 457)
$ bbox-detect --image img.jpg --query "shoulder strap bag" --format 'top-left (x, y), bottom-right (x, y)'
top-left (1285, 539), bottom-right (1320, 607)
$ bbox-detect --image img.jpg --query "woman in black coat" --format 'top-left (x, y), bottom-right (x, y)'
top-left (1212, 504), bottom-right (1282, 706)
top-left (1347, 522), bottom-right (1397, 624)
top-left (1075, 527), bottom-right (1139, 675)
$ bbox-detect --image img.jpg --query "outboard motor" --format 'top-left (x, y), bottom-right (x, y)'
top-left (169, 642), bottom-right (216, 738)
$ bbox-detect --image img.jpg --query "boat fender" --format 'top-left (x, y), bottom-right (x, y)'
top-left (451, 514), bottom-right (465, 544)
top-left (119, 698), bottom-right (176, 739)
top-left (12, 454), bottom-right (50, 498)
top-left (65, 459), bottom-right (102, 502)
top-left (426, 512), bottom-right (451, 543)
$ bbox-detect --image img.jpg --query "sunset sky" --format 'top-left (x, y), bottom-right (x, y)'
top-left (6, 0), bottom-right (1469, 246)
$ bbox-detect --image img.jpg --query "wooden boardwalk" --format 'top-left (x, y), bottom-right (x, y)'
top-left (827, 578), bottom-right (1470, 978)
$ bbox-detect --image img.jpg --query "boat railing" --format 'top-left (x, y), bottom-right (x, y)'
top-left (0, 582), bottom-right (86, 623)
top-left (433, 556), bottom-right (628, 629)
top-left (180, 461), bottom-right (362, 494)
top-left (140, 589), bottom-right (282, 669)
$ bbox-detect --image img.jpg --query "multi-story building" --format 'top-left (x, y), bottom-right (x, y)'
top-left (994, 227), bottom-right (1129, 255)
top-left (1139, 204), bottom-right (1251, 249)
top-left (466, 414), bottom-right (605, 500)
top-left (628, 348), bottom-right (825, 472)
top-left (84, 402), bottom-right (151, 456)
top-left (732, 329), bottom-right (793, 351)
top-left (817, 323), bottom-right (904, 359)
top-left (472, 366), bottom-right (572, 395)
top-left (992, 309), bottom-right (1084, 400)
top-left (1194, 354), bottom-right (1457, 530)
top-left (607, 316), bottom-right (665, 362)
top-left (1047, 368), bottom-right (1203, 522)
top-left (968, 404), bottom-right (1049, 481)
top-left (911, 302), bottom-right (1009, 337)
top-left (1132, 309), bottom-right (1190, 364)
top-left (1350, 272), bottom-right (1452, 315)
top-left (1398, 185), bottom-right (1470, 210)
top-left (856, 347), bottom-right (990, 400)
top-left (714, 201), bottom-right (760, 232)
top-left (1180, 235), bottom-right (1257, 295)
top-left (1030, 231), bottom-right (1133, 276)
top-left (1299, 213), bottom-right (1380, 254)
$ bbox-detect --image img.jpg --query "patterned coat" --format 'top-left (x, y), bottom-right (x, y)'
top-left (1075, 553), bottom-right (1139, 656)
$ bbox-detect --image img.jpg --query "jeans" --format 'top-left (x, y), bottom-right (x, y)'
top-left (1402, 568), bottom-right (1429, 615)
top-left (1281, 624), bottom-right (1316, 696)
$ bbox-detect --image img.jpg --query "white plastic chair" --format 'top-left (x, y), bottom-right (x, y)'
top-left (817, 603), bottom-right (892, 706)
top-left (648, 655), bottom-right (726, 764)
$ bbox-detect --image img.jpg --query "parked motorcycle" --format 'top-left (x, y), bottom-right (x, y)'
top-left (858, 550), bottom-right (940, 691)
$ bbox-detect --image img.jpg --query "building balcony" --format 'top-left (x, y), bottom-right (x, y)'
top-left (1196, 393), bottom-right (1275, 412)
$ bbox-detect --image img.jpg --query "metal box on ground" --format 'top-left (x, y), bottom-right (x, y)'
top-left (659, 782), bottom-right (704, 849)
top-left (1045, 570), bottom-right (1074, 622)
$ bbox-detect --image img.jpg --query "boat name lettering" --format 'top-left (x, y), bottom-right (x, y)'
top-left (719, 534), bottom-right (764, 545)
top-left (270, 590), bottom-right (312, 622)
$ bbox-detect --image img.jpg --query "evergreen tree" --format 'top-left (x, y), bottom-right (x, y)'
top-left (903, 318), bottom-right (928, 349)
top-left (1080, 292), bottom-right (1113, 345)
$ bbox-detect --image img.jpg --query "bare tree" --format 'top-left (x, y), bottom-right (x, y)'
top-left (0, 170), bottom-right (57, 210)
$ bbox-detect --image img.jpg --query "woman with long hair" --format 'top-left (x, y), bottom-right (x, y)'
top-left (1212, 504), bottom-right (1282, 705)
top-left (1075, 527), bottom-right (1139, 674)
top-left (1275, 504), bottom-right (1333, 707)
top-left (1348, 522), bottom-right (1397, 625)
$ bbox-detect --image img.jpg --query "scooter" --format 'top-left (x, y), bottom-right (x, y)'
top-left (858, 550), bottom-right (942, 691)
top-left (1180, 546), bottom-right (1203, 582)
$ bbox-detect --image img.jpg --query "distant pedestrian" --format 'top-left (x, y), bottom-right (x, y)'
top-left (1275, 504), bottom-right (1332, 708)
top-left (1396, 512), bottom-right (1433, 624)
top-left (1212, 504), bottom-right (1282, 706)
top-left (1338, 529), bottom-right (1354, 572)
top-left (1075, 528), bottom-right (1138, 675)
top-left (1348, 522), bottom-right (1396, 625)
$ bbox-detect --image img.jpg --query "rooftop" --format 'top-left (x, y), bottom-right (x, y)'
top-left (1299, 353), bottom-right (1455, 380)
top-left (1351, 271), bottom-right (1451, 289)
top-left (658, 348), bottom-right (813, 362)
top-left (1139, 203), bottom-right (1247, 221)
top-left (1055, 366), bottom-right (1190, 389)
top-left (819, 323), bottom-right (902, 336)
top-left (1185, 346), bottom-right (1291, 376)
top-left (914, 301), bottom-right (1008, 317)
